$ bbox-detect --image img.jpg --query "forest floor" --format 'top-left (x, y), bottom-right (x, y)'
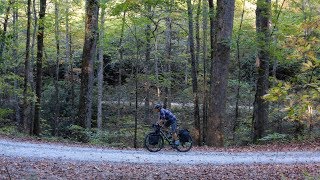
top-left (0, 135), bottom-right (319, 179)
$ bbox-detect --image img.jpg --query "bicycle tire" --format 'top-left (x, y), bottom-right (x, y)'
top-left (176, 134), bottom-right (193, 152)
top-left (144, 132), bottom-right (164, 152)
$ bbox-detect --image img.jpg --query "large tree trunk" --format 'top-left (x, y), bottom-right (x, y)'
top-left (207, 0), bottom-right (235, 147)
top-left (22, 0), bottom-right (32, 133)
top-left (33, 0), bottom-right (47, 136)
top-left (252, 0), bottom-right (271, 142)
top-left (78, 0), bottom-right (99, 129)
top-left (97, 4), bottom-right (106, 130)
top-left (202, 0), bottom-right (209, 144)
top-left (187, 0), bottom-right (201, 146)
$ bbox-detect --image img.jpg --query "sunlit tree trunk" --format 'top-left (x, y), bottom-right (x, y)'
top-left (78, 0), bottom-right (99, 129)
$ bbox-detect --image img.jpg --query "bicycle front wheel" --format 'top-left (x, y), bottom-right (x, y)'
top-left (144, 132), bottom-right (164, 152)
top-left (176, 134), bottom-right (193, 152)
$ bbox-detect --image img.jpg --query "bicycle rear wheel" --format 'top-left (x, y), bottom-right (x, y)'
top-left (176, 134), bottom-right (193, 152)
top-left (144, 132), bottom-right (164, 152)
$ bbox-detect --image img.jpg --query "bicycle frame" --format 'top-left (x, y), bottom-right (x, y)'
top-left (154, 124), bottom-right (174, 146)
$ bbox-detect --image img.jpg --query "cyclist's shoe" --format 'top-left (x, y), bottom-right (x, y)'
top-left (174, 140), bottom-right (180, 146)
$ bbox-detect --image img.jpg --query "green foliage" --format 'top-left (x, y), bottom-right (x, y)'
top-left (67, 125), bottom-right (90, 143)
top-left (0, 108), bottom-right (13, 120)
top-left (258, 133), bottom-right (290, 143)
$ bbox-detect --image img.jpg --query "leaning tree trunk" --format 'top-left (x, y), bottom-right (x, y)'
top-left (252, 0), bottom-right (271, 142)
top-left (207, 0), bottom-right (235, 147)
top-left (78, 0), bottom-right (99, 129)
top-left (33, 0), bottom-right (47, 136)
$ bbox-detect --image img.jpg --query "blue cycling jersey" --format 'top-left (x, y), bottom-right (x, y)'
top-left (159, 108), bottom-right (176, 122)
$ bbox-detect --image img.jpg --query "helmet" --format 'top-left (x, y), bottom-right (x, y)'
top-left (154, 104), bottom-right (162, 110)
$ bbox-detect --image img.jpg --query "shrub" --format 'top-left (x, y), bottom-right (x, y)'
top-left (67, 125), bottom-right (90, 143)
top-left (258, 133), bottom-right (290, 143)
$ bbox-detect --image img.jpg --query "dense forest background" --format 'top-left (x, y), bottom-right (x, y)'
top-left (0, 0), bottom-right (319, 148)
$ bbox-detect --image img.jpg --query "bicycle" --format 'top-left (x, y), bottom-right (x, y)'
top-left (144, 124), bottom-right (193, 152)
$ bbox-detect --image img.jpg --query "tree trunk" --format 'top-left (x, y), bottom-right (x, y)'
top-left (144, 4), bottom-right (151, 123)
top-left (195, 0), bottom-right (201, 71)
top-left (202, 0), bottom-right (208, 144)
top-left (0, 0), bottom-right (12, 61)
top-left (13, 2), bottom-right (20, 125)
top-left (53, 1), bottom-right (61, 136)
top-left (187, 0), bottom-right (201, 146)
top-left (117, 11), bottom-right (126, 118)
top-left (33, 0), bottom-right (47, 136)
top-left (97, 4), bottom-right (106, 130)
top-left (207, 0), bottom-right (235, 147)
top-left (252, 0), bottom-right (271, 142)
top-left (22, 0), bottom-right (32, 133)
top-left (29, 0), bottom-right (38, 134)
top-left (234, 0), bottom-right (245, 142)
top-left (163, 0), bottom-right (173, 109)
top-left (78, 0), bottom-right (99, 129)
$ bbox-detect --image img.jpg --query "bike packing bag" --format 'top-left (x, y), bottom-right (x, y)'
top-left (178, 129), bottom-right (190, 143)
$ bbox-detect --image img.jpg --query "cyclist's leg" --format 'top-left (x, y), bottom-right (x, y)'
top-left (170, 120), bottom-right (179, 145)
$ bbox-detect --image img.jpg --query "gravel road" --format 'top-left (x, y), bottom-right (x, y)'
top-left (1, 139), bottom-right (320, 165)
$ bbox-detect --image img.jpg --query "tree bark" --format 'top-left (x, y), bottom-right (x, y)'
top-left (117, 11), bottom-right (126, 118)
top-left (208, 0), bottom-right (235, 147)
top-left (144, 3), bottom-right (152, 123)
top-left (234, 0), bottom-right (245, 142)
top-left (187, 0), bottom-right (201, 146)
top-left (0, 0), bottom-right (12, 61)
top-left (78, 0), bottom-right (99, 129)
top-left (97, 3), bottom-right (106, 130)
top-left (13, 2), bottom-right (21, 126)
top-left (202, 0), bottom-right (208, 144)
top-left (53, 0), bottom-right (61, 136)
top-left (22, 0), bottom-right (32, 133)
top-left (252, 0), bottom-right (271, 142)
top-left (33, 0), bottom-right (47, 136)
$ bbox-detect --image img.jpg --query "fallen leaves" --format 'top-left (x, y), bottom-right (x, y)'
top-left (0, 156), bottom-right (319, 179)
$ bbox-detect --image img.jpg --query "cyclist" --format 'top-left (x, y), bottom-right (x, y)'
top-left (153, 104), bottom-right (179, 146)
